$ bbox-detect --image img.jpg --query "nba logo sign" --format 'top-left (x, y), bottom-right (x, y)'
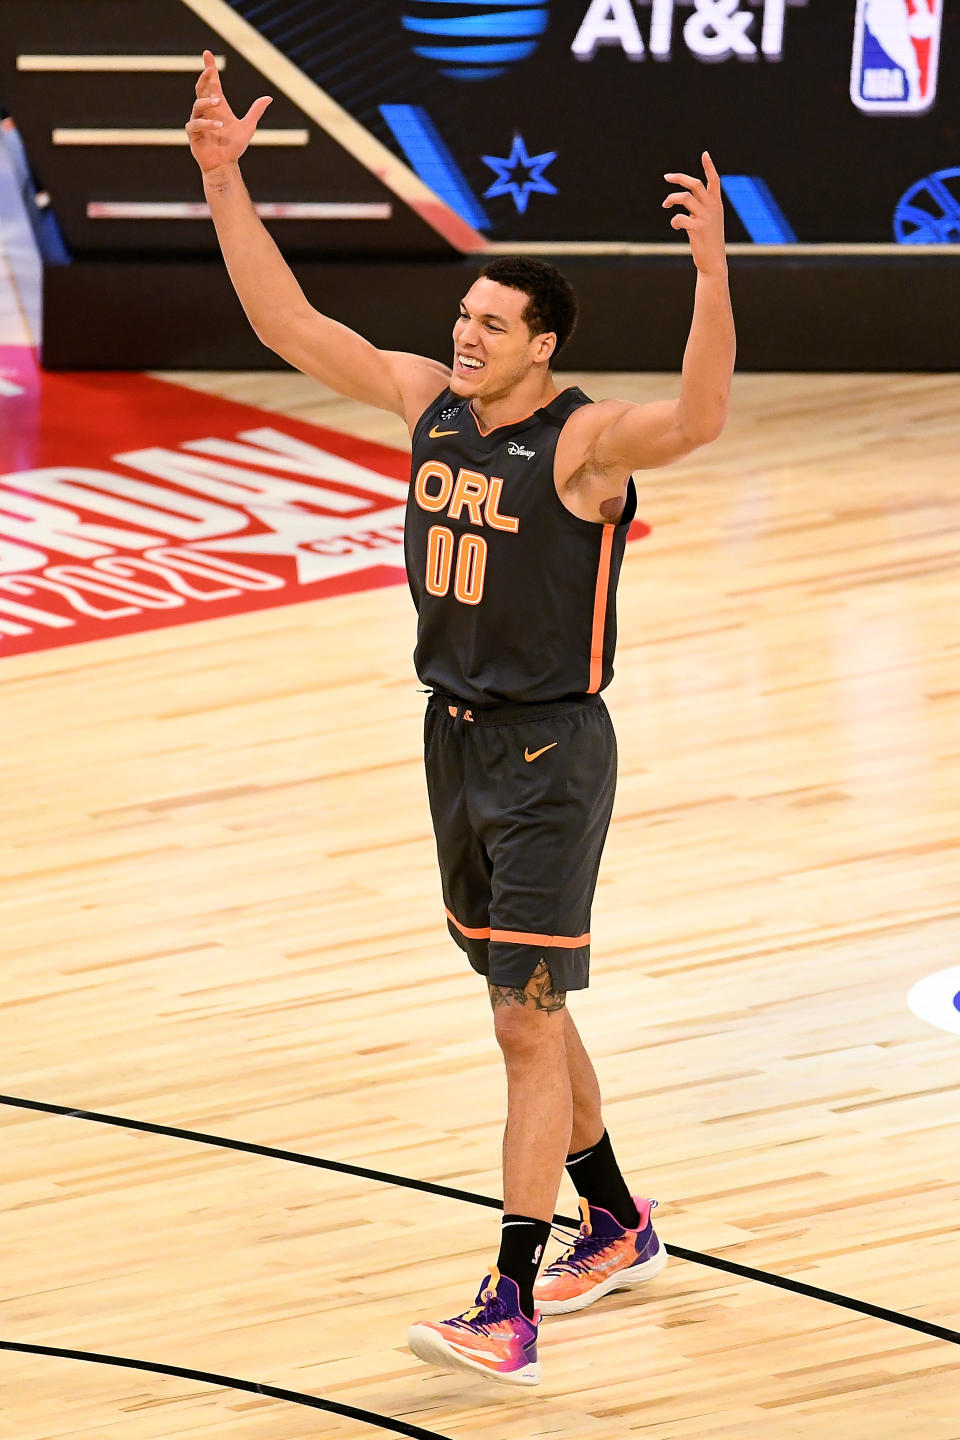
top-left (851, 0), bottom-right (943, 114)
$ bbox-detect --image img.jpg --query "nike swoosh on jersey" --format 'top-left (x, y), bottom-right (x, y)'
top-left (429, 425), bottom-right (460, 438)
top-left (524, 742), bottom-right (558, 762)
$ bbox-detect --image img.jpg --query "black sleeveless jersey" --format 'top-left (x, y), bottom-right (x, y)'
top-left (404, 385), bottom-right (637, 706)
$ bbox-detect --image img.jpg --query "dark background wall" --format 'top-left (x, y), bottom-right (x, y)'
top-left (42, 252), bottom-right (959, 372)
top-left (2, 0), bottom-right (958, 369)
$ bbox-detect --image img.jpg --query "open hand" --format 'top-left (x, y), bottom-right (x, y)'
top-left (663, 152), bottom-right (727, 276)
top-left (185, 49), bottom-right (272, 173)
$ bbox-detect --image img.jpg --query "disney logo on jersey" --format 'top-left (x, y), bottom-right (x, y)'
top-left (851, 0), bottom-right (942, 114)
top-left (507, 442), bottom-right (536, 459)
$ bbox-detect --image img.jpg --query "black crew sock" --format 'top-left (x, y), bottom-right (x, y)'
top-left (496, 1214), bottom-right (552, 1321)
top-left (565, 1129), bottom-right (640, 1230)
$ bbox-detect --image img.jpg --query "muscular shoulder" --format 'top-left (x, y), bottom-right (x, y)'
top-left (383, 352), bottom-right (452, 435)
top-left (555, 398), bottom-right (633, 485)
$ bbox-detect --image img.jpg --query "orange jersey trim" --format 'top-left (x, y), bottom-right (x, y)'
top-left (469, 386), bottom-right (574, 438)
top-left (490, 928), bottom-right (590, 949)
top-left (587, 523), bottom-right (615, 694)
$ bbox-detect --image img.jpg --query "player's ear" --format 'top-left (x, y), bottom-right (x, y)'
top-left (535, 332), bottom-right (556, 363)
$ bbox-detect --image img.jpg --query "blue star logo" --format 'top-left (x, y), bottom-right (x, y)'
top-left (481, 133), bottom-right (557, 216)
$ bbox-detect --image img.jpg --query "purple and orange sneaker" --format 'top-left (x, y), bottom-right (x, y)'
top-left (533, 1196), bottom-right (667, 1315)
top-left (407, 1267), bottom-right (540, 1386)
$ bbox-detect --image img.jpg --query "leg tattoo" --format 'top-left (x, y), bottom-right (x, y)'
top-left (528, 958), bottom-right (567, 1014)
top-left (489, 958), bottom-right (567, 1014)
top-left (489, 982), bottom-right (530, 1010)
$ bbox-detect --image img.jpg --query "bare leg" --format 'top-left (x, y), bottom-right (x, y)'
top-left (490, 960), bottom-right (571, 1220)
top-left (564, 1008), bottom-right (605, 1154)
top-left (561, 1009), bottom-right (641, 1228)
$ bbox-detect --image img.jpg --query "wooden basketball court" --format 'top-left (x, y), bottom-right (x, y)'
top-left (3, 368), bottom-right (960, 1438)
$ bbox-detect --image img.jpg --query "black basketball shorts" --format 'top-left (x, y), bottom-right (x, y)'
top-left (423, 691), bottom-right (618, 993)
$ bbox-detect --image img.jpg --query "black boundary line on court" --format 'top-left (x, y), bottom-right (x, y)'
top-left (3, 1091), bottom-right (958, 1364)
top-left (0, 1339), bottom-right (450, 1439)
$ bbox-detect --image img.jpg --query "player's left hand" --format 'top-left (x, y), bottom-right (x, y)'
top-left (662, 152), bottom-right (726, 276)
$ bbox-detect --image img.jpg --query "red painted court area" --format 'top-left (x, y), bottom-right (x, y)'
top-left (0, 352), bottom-right (648, 659)
top-left (0, 355), bottom-right (413, 657)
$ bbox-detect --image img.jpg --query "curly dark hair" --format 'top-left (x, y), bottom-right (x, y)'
top-left (477, 256), bottom-right (579, 361)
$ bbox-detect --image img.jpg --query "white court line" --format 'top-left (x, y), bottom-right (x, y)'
top-left (18, 54), bottom-right (226, 71)
top-left (53, 128), bottom-right (308, 146)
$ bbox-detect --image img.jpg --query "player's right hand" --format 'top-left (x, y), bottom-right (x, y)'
top-left (185, 49), bottom-right (272, 173)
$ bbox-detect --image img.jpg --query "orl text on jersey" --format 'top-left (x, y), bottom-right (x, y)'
top-left (413, 461), bottom-right (521, 609)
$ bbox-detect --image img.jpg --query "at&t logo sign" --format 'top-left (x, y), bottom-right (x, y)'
top-left (572, 0), bottom-right (809, 62)
top-left (402, 2), bottom-right (550, 81)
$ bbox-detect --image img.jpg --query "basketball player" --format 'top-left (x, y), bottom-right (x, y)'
top-left (187, 51), bottom-right (734, 1387)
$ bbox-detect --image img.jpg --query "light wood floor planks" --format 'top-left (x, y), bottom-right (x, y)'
top-left (2, 371), bottom-right (959, 1439)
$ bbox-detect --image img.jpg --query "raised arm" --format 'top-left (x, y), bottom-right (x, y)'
top-left (185, 51), bottom-right (449, 430)
top-left (585, 152), bottom-right (735, 478)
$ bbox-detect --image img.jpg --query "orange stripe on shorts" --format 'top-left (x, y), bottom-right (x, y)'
top-left (445, 907), bottom-right (491, 939)
top-left (490, 928), bottom-right (590, 949)
top-left (446, 911), bottom-right (589, 949)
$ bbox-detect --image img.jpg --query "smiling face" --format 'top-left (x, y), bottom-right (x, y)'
top-left (450, 278), bottom-right (556, 402)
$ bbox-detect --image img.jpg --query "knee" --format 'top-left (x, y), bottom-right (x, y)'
top-left (493, 1005), bottom-right (566, 1069)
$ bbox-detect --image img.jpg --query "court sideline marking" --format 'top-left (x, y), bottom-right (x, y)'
top-left (0, 1336), bottom-right (451, 1438)
top-left (3, 1092), bottom-right (958, 1349)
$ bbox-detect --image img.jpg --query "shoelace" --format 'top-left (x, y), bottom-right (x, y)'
top-left (542, 1199), bottom-right (656, 1277)
top-left (548, 1226), bottom-right (617, 1276)
top-left (450, 1288), bottom-right (510, 1334)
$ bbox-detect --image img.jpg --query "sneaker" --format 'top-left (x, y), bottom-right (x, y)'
top-left (407, 1267), bottom-right (540, 1387)
top-left (533, 1196), bottom-right (667, 1315)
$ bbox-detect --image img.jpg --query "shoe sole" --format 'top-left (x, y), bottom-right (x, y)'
top-left (407, 1324), bottom-right (540, 1387)
top-left (535, 1237), bottom-right (669, 1316)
